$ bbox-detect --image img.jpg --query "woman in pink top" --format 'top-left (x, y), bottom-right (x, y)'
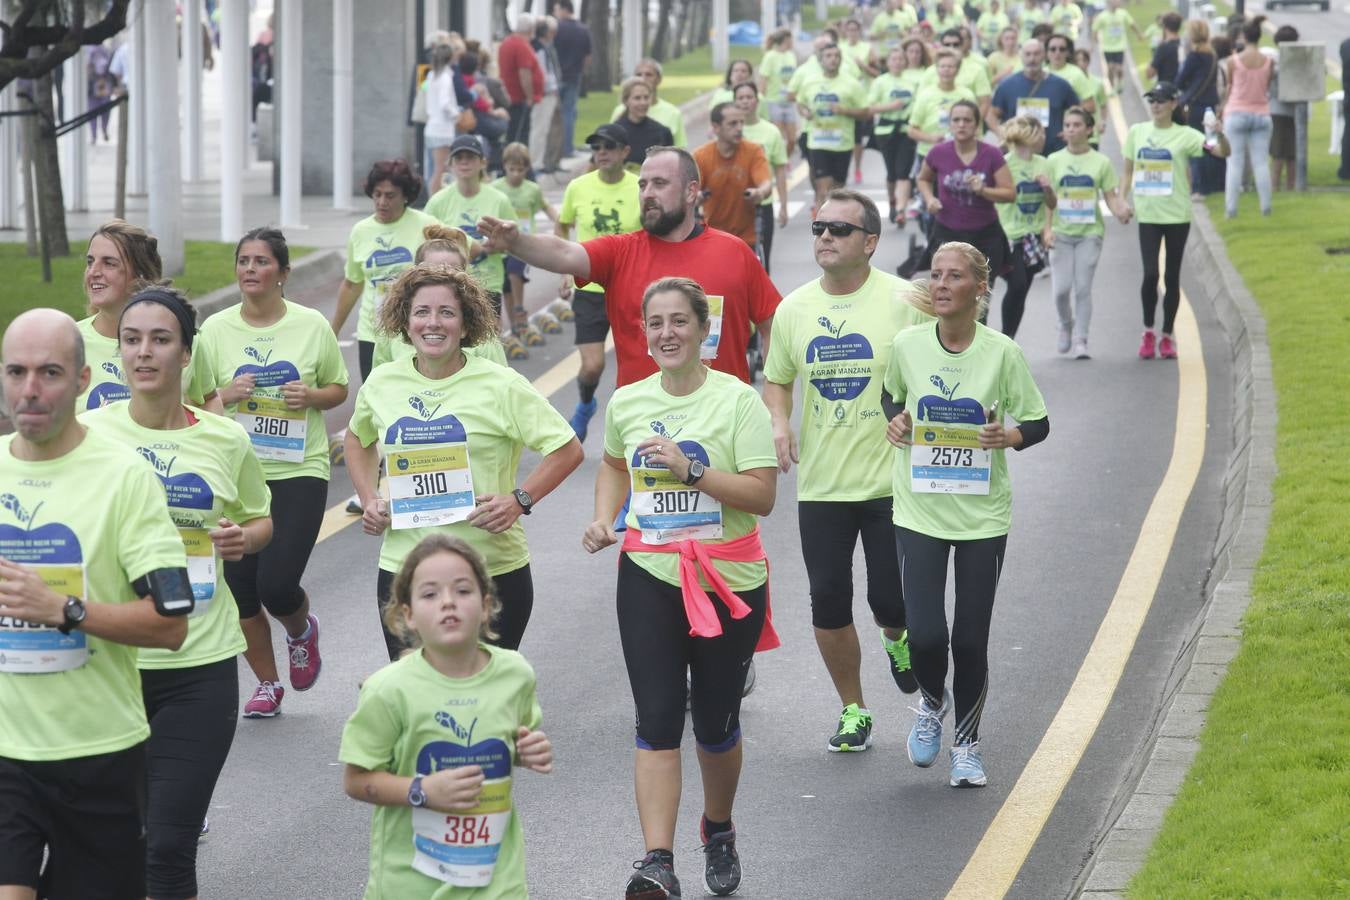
top-left (1221, 16), bottom-right (1274, 218)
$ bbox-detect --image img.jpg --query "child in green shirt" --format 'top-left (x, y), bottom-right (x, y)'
top-left (493, 143), bottom-right (560, 346)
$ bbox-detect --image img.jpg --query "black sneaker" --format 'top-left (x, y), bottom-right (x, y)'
top-left (701, 818), bottom-right (742, 896)
top-left (626, 850), bottom-right (681, 898)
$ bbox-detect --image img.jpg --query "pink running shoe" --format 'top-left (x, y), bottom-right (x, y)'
top-left (1158, 334), bottom-right (1177, 359)
top-left (242, 681), bottom-right (284, 718)
top-left (287, 614), bottom-right (323, 691)
top-left (853, 168), bottom-right (863, 184)
top-left (1138, 330), bottom-right (1157, 359)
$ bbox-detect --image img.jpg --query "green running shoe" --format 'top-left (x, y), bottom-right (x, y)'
top-left (827, 703), bottom-right (873, 752)
top-left (882, 628), bottom-right (919, 694)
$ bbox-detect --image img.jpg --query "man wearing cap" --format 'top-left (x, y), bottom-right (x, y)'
top-left (477, 145), bottom-right (779, 389)
top-left (426, 135), bottom-right (519, 313)
top-left (0, 309), bottom-right (191, 900)
top-left (987, 39), bottom-right (1079, 152)
top-left (691, 102), bottom-right (773, 253)
top-left (555, 123), bottom-right (641, 440)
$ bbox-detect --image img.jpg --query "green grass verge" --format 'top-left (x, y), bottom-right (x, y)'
top-left (1126, 196), bottom-right (1350, 896)
top-left (0, 241), bottom-right (315, 333)
top-left (574, 44), bottom-right (723, 151)
top-left (1127, 0), bottom-right (1343, 186)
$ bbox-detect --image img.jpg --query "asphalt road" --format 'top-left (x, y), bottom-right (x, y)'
top-left (195, 122), bottom-right (1234, 898)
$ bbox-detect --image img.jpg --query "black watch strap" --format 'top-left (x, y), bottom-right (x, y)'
top-left (58, 595), bottom-right (86, 635)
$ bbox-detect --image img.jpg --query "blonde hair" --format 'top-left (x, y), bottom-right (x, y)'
top-left (501, 141), bottom-right (532, 169)
top-left (382, 535), bottom-right (501, 646)
top-left (929, 242), bottom-right (991, 319)
top-left (1186, 19), bottom-right (1211, 54)
top-left (415, 224), bottom-right (470, 267)
top-left (620, 76), bottom-right (651, 105)
top-left (1001, 115), bottom-right (1044, 149)
top-left (377, 264), bottom-right (497, 349)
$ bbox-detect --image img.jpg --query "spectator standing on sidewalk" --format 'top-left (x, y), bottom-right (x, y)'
top-left (552, 0), bottom-right (592, 159)
top-left (531, 16), bottom-right (563, 172)
top-left (500, 13), bottom-right (544, 147)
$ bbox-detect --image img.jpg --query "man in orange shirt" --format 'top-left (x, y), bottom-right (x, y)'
top-left (692, 102), bottom-right (774, 253)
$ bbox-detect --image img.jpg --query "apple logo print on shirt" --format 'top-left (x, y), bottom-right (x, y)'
top-left (87, 361), bottom-right (132, 409)
top-left (234, 345), bottom-right (301, 388)
top-left (384, 396), bottom-right (468, 447)
top-left (917, 373), bottom-right (986, 424)
top-left (806, 316), bottom-right (875, 403)
top-left (136, 447), bottom-right (215, 515)
top-left (0, 492), bottom-right (87, 672)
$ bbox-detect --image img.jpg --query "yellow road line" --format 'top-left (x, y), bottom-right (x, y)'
top-left (947, 87), bottom-right (1209, 898)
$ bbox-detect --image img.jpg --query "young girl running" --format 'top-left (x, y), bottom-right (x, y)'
top-left (994, 115), bottom-right (1056, 340)
top-left (1048, 106), bottom-right (1132, 359)
top-left (340, 534), bottom-right (553, 898)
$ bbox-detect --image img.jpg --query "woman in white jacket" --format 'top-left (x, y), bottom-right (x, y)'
top-left (424, 41), bottom-right (460, 193)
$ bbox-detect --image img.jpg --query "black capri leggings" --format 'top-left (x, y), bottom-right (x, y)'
top-left (358, 340), bottom-right (374, 383)
top-left (798, 498), bottom-right (905, 631)
top-left (616, 554), bottom-right (766, 752)
top-left (756, 203), bottom-right (775, 275)
top-left (141, 658), bottom-right (239, 899)
top-left (225, 475), bottom-right (327, 619)
top-left (1000, 236), bottom-right (1035, 339)
top-left (1138, 221), bottom-right (1190, 335)
top-left (377, 563), bottom-right (535, 660)
top-left (895, 526), bottom-right (1006, 745)
top-left (881, 130), bottom-right (917, 185)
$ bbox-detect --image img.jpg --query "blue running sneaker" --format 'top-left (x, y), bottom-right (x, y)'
top-left (569, 398), bottom-right (597, 441)
top-left (950, 739), bottom-right (987, 788)
top-left (907, 687), bottom-right (951, 768)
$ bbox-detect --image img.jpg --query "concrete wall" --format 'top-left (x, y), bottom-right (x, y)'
top-left (282, 0), bottom-right (419, 197)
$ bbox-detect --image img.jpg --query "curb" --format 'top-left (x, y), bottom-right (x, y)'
top-left (191, 248), bottom-right (346, 323)
top-left (1073, 44), bottom-right (1278, 900)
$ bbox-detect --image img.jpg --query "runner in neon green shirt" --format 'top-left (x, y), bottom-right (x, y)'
top-left (341, 538), bottom-right (551, 900)
top-left (882, 243), bottom-right (1048, 788)
top-left (763, 191), bottom-right (932, 752)
top-left (868, 45), bottom-right (926, 223)
top-left (759, 27), bottom-right (801, 156)
top-left (907, 51), bottom-right (977, 157)
top-left (610, 57), bottom-right (687, 146)
top-left (582, 276), bottom-right (777, 898)
top-left (995, 116), bottom-right (1057, 339)
top-left (977, 1), bottom-right (1011, 54)
top-left (870, 0), bottom-right (919, 49)
top-left (198, 228), bottom-right (349, 716)
top-left (1049, 0), bottom-right (1083, 36)
top-left (495, 143), bottom-right (560, 341)
top-left (759, 41), bottom-right (798, 105)
top-left (425, 138), bottom-right (519, 304)
top-left (81, 289), bottom-right (272, 899)
top-left (345, 265), bottom-right (581, 660)
top-left (796, 44), bottom-right (870, 208)
top-left (0, 307), bottom-right (190, 898)
top-left (735, 82), bottom-right (791, 272)
top-left (918, 47), bottom-right (992, 110)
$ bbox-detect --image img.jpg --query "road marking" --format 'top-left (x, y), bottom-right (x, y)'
top-left (947, 81), bottom-right (1210, 900)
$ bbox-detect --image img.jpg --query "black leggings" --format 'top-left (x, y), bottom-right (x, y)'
top-left (1000, 237), bottom-right (1034, 339)
top-left (224, 476), bottom-right (327, 618)
top-left (376, 563), bottom-right (535, 660)
top-left (141, 659), bottom-right (239, 899)
top-left (1138, 221), bottom-right (1190, 334)
top-left (616, 554), bottom-right (766, 752)
top-left (798, 498), bottom-right (905, 631)
top-left (358, 340), bottom-right (374, 382)
top-left (756, 203), bottom-right (775, 275)
top-left (894, 526), bottom-right (1007, 744)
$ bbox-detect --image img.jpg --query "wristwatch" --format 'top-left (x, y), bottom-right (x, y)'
top-left (683, 459), bottom-right (706, 487)
top-left (512, 488), bottom-right (534, 515)
top-left (408, 775), bottom-right (427, 808)
top-left (58, 595), bottom-right (86, 635)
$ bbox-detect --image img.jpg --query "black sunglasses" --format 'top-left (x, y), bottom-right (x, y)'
top-left (590, 140), bottom-right (622, 151)
top-left (1048, 45), bottom-right (1070, 52)
top-left (811, 220), bottom-right (874, 238)
top-left (941, 41), bottom-right (962, 47)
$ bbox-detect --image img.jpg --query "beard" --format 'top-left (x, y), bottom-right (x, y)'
top-left (641, 202), bottom-right (688, 237)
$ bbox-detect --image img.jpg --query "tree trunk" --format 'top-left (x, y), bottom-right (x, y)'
top-left (650, 0), bottom-right (675, 62)
top-left (584, 0), bottom-right (613, 91)
top-left (30, 72), bottom-right (69, 258)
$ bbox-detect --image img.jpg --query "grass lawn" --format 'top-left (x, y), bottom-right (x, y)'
top-left (574, 44), bottom-right (723, 151)
top-left (0, 241), bottom-right (315, 333)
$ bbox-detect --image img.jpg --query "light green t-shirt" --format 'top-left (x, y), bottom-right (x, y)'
top-left (763, 268), bottom-right (933, 502)
top-left (1047, 146), bottom-right (1119, 236)
top-left (708, 87), bottom-right (769, 121)
top-left (1047, 62), bottom-right (1092, 101)
top-left (1050, 1), bottom-right (1083, 34)
top-left (425, 184), bottom-right (518, 295)
top-left (1122, 121), bottom-right (1206, 224)
top-left (610, 96), bottom-right (687, 146)
top-left (604, 369), bottom-right (777, 591)
top-left (931, 9), bottom-right (966, 34)
top-left (197, 300), bottom-right (350, 482)
top-left (759, 49), bottom-right (798, 102)
top-left (870, 8), bottom-right (919, 47)
top-left (788, 55), bottom-right (864, 105)
top-left (339, 646), bottom-right (542, 900)
top-left (81, 402), bottom-right (269, 670)
top-left (344, 209), bottom-right (441, 343)
top-left (799, 73), bottom-right (868, 152)
top-left (76, 315), bottom-right (214, 411)
top-left (841, 40), bottom-right (875, 80)
top-left (348, 354), bottom-right (574, 576)
top-left (868, 70), bottom-right (924, 134)
top-left (490, 177), bottom-right (547, 235)
top-left (882, 322), bottom-right (1048, 540)
top-left (373, 334), bottom-right (508, 369)
top-left (1092, 8), bottom-right (1135, 53)
top-left (920, 56), bottom-right (994, 99)
top-left (997, 152), bottom-right (1054, 239)
top-left (558, 169), bottom-right (641, 292)
top-left (0, 427), bottom-right (187, 761)
top-left (1019, 6), bottom-right (1048, 42)
top-left (988, 50), bottom-right (1021, 82)
top-left (977, 11), bottom-right (1011, 51)
top-left (909, 84), bottom-right (977, 156)
top-left (741, 118), bottom-right (788, 206)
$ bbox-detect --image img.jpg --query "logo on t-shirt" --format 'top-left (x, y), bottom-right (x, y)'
top-left (368, 234), bottom-right (415, 269)
top-left (1015, 179), bottom-right (1046, 215)
top-left (86, 361), bottom-right (131, 409)
top-left (0, 494), bottom-right (83, 576)
top-left (135, 447), bottom-right (214, 514)
top-left (592, 206), bottom-right (623, 235)
top-left (917, 374), bottom-right (985, 424)
top-left (631, 420), bottom-right (712, 478)
top-left (236, 345), bottom-right (301, 388)
top-left (384, 396), bottom-right (467, 446)
top-left (806, 316), bottom-right (874, 402)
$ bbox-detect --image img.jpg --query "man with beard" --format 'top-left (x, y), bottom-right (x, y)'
top-left (477, 146), bottom-right (780, 387)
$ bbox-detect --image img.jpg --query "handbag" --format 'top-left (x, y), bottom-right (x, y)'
top-left (455, 106), bottom-right (477, 132)
top-left (411, 81), bottom-right (428, 124)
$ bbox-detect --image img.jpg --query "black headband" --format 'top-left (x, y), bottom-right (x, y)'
top-left (119, 288), bottom-right (197, 350)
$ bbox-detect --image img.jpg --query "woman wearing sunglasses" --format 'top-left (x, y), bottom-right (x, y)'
top-left (915, 99), bottom-right (1014, 311)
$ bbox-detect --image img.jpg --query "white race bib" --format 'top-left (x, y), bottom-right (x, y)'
top-left (411, 778), bottom-right (513, 887)
top-left (812, 127), bottom-right (844, 148)
top-left (0, 562), bottom-right (88, 673)
top-left (1016, 96), bottom-right (1051, 128)
top-left (180, 527), bottom-right (217, 617)
top-left (386, 442), bottom-right (476, 530)
top-left (236, 396), bottom-right (307, 463)
top-left (1133, 156), bottom-right (1173, 196)
top-left (1059, 185), bottom-right (1097, 224)
top-left (910, 424), bottom-right (991, 495)
top-left (631, 466), bottom-right (722, 544)
top-left (700, 295), bottom-right (724, 361)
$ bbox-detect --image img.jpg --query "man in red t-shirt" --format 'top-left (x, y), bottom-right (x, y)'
top-left (477, 146), bottom-right (779, 387)
top-left (691, 102), bottom-right (773, 250)
top-left (498, 14), bottom-right (545, 146)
